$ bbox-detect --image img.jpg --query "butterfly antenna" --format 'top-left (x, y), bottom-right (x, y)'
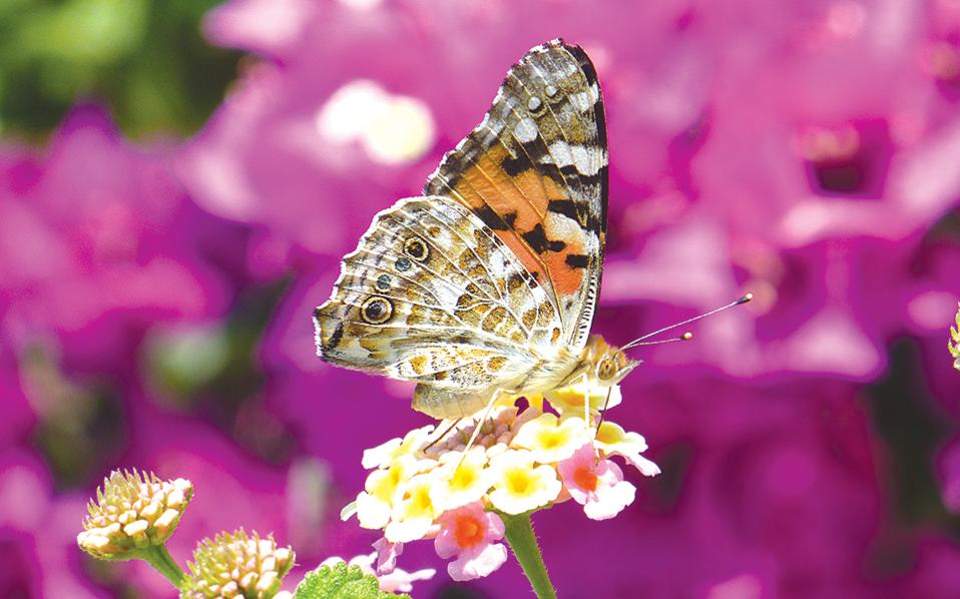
top-left (622, 293), bottom-right (753, 351)
top-left (626, 332), bottom-right (694, 347)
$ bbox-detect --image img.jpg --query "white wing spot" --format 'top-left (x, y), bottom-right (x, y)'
top-left (569, 91), bottom-right (592, 113)
top-left (571, 145), bottom-right (601, 176)
top-left (514, 117), bottom-right (539, 143)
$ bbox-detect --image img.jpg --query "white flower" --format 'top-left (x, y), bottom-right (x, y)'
top-left (356, 454), bottom-right (426, 530)
top-left (596, 422), bottom-right (660, 477)
top-left (429, 447), bottom-right (492, 512)
top-left (511, 413), bottom-right (591, 463)
top-left (385, 474), bottom-right (439, 543)
top-left (488, 450), bottom-right (562, 515)
top-left (362, 425), bottom-right (434, 469)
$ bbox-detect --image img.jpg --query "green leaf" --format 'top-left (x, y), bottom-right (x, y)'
top-left (293, 563), bottom-right (411, 599)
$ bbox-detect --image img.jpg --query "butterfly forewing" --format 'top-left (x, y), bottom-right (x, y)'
top-left (424, 39), bottom-right (607, 350)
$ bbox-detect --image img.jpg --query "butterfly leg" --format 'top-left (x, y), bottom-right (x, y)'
top-left (594, 386), bottom-right (614, 438)
top-left (584, 379), bottom-right (592, 427)
top-left (457, 390), bottom-right (502, 466)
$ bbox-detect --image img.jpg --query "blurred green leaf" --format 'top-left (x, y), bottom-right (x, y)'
top-left (0, 0), bottom-right (239, 139)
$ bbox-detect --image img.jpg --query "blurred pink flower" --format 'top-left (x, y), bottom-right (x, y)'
top-left (0, 106), bottom-right (230, 371)
top-left (0, 449), bottom-right (103, 598)
top-left (197, 0), bottom-right (958, 387)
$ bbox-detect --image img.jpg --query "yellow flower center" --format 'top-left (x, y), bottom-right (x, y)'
top-left (404, 485), bottom-right (433, 517)
top-left (506, 469), bottom-right (534, 495)
top-left (451, 464), bottom-right (476, 490)
top-left (370, 463), bottom-right (405, 501)
top-left (596, 424), bottom-right (620, 445)
top-left (453, 515), bottom-right (484, 549)
top-left (537, 429), bottom-right (566, 450)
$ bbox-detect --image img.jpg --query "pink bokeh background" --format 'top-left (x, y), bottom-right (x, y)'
top-left (3, 1), bottom-right (960, 597)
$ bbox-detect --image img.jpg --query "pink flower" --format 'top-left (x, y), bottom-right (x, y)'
top-left (372, 536), bottom-right (402, 574)
top-left (434, 502), bottom-right (508, 582)
top-left (557, 444), bottom-right (636, 521)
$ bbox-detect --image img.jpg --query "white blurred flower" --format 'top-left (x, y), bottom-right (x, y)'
top-left (315, 80), bottom-right (435, 165)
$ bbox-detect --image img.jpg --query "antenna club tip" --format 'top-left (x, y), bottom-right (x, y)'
top-left (681, 332), bottom-right (694, 340)
top-left (738, 292), bottom-right (754, 304)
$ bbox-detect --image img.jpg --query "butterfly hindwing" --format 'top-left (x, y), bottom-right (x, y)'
top-left (314, 195), bottom-right (560, 389)
top-left (424, 39), bottom-right (608, 350)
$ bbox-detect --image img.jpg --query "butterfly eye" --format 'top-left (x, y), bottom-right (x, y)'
top-left (403, 236), bottom-right (430, 262)
top-left (597, 358), bottom-right (616, 380)
top-left (360, 296), bottom-right (393, 324)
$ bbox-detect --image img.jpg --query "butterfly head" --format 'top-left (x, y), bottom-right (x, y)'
top-left (582, 335), bottom-right (641, 386)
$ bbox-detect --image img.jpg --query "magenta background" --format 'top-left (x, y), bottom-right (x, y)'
top-left (3, 1), bottom-right (960, 597)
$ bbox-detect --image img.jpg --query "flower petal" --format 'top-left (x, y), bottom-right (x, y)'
top-left (448, 542), bottom-right (508, 581)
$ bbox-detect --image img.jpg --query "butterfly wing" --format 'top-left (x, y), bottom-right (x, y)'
top-left (314, 195), bottom-right (563, 392)
top-left (424, 39), bottom-right (608, 351)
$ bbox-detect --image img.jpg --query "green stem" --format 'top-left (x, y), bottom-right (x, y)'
top-left (139, 545), bottom-right (186, 589)
top-left (502, 512), bottom-right (557, 599)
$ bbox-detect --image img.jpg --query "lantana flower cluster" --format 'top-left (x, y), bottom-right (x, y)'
top-left (78, 469), bottom-right (194, 560)
top-left (950, 303), bottom-right (960, 372)
top-left (77, 468), bottom-right (434, 597)
top-left (180, 530), bottom-right (294, 599)
top-left (342, 385), bottom-right (660, 581)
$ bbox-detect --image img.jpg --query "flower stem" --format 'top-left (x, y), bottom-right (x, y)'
top-left (139, 545), bottom-right (186, 589)
top-left (502, 512), bottom-right (557, 599)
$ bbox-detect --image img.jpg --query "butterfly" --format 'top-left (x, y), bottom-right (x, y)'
top-left (314, 39), bottom-right (638, 420)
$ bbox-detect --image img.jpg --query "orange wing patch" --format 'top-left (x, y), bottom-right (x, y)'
top-left (423, 39), bottom-right (607, 349)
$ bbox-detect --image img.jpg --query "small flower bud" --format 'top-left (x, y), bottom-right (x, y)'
top-left (78, 469), bottom-right (193, 560)
top-left (181, 530), bottom-right (295, 599)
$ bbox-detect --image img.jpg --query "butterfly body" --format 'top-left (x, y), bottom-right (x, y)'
top-left (314, 39), bottom-right (623, 419)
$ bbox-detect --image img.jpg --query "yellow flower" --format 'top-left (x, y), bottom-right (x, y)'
top-left (386, 474), bottom-right (439, 543)
top-left (77, 469), bottom-right (193, 560)
top-left (511, 413), bottom-right (591, 463)
top-left (429, 447), bottom-right (492, 512)
top-left (362, 425), bottom-right (434, 469)
top-left (180, 530), bottom-right (294, 599)
top-left (595, 422), bottom-right (661, 477)
top-left (488, 450), bottom-right (561, 515)
top-left (356, 455), bottom-right (426, 530)
top-left (544, 382), bottom-right (622, 415)
top-left (595, 421), bottom-right (648, 456)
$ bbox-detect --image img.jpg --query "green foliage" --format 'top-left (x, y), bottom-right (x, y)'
top-left (0, 0), bottom-right (238, 140)
top-left (293, 563), bottom-right (410, 599)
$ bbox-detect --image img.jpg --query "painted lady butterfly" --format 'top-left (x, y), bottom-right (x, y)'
top-left (314, 39), bottom-right (636, 420)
